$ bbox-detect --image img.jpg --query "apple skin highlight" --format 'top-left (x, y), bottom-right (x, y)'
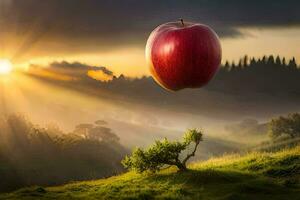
top-left (146, 20), bottom-right (222, 91)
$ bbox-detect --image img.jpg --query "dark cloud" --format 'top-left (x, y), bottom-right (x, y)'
top-left (29, 61), bottom-right (115, 81)
top-left (49, 61), bottom-right (114, 76)
top-left (1, 0), bottom-right (299, 58)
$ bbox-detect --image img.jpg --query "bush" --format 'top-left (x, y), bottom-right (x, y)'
top-left (122, 129), bottom-right (203, 173)
top-left (268, 113), bottom-right (300, 140)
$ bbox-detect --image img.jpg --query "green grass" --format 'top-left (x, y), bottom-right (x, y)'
top-left (1, 146), bottom-right (300, 200)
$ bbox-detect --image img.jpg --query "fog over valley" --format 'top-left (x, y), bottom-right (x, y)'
top-left (1, 56), bottom-right (299, 150)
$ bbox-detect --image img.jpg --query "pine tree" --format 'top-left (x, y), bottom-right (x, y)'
top-left (282, 57), bottom-right (286, 66)
top-left (262, 56), bottom-right (267, 64)
top-left (275, 56), bottom-right (281, 65)
top-left (224, 61), bottom-right (230, 71)
top-left (243, 55), bottom-right (248, 67)
top-left (267, 55), bottom-right (275, 65)
top-left (288, 57), bottom-right (297, 69)
top-left (250, 57), bottom-right (256, 66)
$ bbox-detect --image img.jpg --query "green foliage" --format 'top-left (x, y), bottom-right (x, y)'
top-left (183, 129), bottom-right (203, 145)
top-left (1, 145), bottom-right (300, 200)
top-left (268, 113), bottom-right (300, 140)
top-left (122, 129), bottom-right (203, 173)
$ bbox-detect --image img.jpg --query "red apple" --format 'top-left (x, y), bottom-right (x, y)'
top-left (146, 19), bottom-right (222, 91)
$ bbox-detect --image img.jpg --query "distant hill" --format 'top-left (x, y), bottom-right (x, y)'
top-left (26, 55), bottom-right (300, 119)
top-left (1, 145), bottom-right (300, 200)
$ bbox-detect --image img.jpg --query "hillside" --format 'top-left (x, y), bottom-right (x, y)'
top-left (0, 115), bottom-right (128, 193)
top-left (1, 146), bottom-right (300, 200)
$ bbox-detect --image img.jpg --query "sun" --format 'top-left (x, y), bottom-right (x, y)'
top-left (0, 59), bottom-right (13, 75)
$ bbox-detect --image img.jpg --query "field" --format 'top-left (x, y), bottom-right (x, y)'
top-left (1, 145), bottom-right (300, 200)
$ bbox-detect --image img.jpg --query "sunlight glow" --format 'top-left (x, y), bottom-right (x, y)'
top-left (0, 59), bottom-right (13, 75)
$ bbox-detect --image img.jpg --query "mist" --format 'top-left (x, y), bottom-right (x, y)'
top-left (3, 56), bottom-right (300, 149)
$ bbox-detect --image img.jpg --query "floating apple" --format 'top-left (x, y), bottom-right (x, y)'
top-left (146, 19), bottom-right (222, 91)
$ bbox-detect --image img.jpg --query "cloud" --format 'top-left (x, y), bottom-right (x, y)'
top-left (1, 0), bottom-right (299, 59)
top-left (29, 61), bottom-right (115, 82)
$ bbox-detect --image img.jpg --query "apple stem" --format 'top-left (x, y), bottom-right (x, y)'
top-left (180, 18), bottom-right (184, 26)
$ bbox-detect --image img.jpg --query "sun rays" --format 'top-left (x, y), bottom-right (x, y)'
top-left (0, 59), bottom-right (13, 75)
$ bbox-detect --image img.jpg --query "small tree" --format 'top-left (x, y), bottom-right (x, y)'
top-left (122, 129), bottom-right (203, 173)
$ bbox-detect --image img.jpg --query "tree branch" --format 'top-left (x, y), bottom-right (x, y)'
top-left (182, 141), bottom-right (200, 165)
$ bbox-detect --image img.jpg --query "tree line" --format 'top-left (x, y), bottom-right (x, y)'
top-left (223, 55), bottom-right (298, 71)
top-left (206, 55), bottom-right (300, 94)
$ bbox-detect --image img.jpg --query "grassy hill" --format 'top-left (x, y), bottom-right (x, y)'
top-left (1, 146), bottom-right (300, 200)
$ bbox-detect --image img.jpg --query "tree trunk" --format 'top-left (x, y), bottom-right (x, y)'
top-left (176, 162), bottom-right (187, 172)
top-left (182, 141), bottom-right (200, 166)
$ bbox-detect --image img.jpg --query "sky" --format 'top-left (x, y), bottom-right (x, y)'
top-left (0, 0), bottom-right (299, 77)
